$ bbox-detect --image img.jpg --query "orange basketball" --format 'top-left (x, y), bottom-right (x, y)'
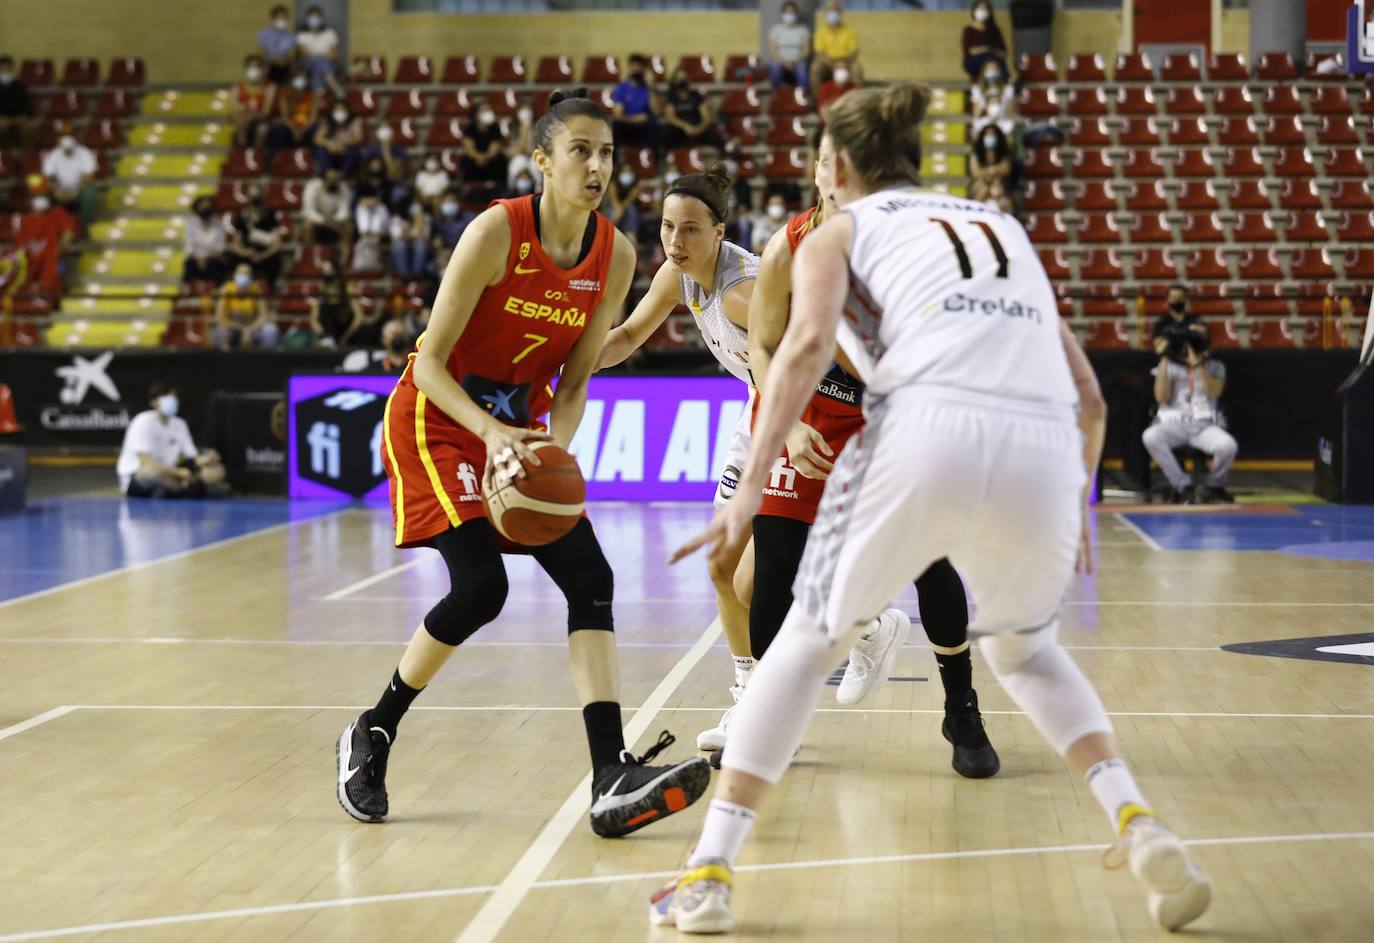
top-left (484, 442), bottom-right (586, 546)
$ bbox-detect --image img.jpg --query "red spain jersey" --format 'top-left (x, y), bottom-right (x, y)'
top-left (380, 196), bottom-right (616, 548)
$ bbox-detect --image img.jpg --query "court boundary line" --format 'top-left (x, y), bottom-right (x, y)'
top-left (0, 706), bottom-right (75, 742)
top-left (452, 618), bottom-right (724, 943)
top-left (1114, 512), bottom-right (1164, 552)
top-left (2, 829), bottom-right (1371, 942)
top-left (320, 595), bottom-right (1374, 607)
top-left (0, 506), bottom-right (352, 611)
top-left (322, 558), bottom-right (425, 601)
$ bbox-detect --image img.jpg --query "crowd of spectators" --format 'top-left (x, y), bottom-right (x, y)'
top-left (961, 0), bottom-right (1018, 213)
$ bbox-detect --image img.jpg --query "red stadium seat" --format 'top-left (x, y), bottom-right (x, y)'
top-left (1305, 52), bottom-right (1346, 78)
top-left (671, 147), bottom-right (708, 173)
top-left (213, 181), bottom-right (250, 212)
top-left (1067, 53), bottom-right (1107, 83)
top-left (1081, 213), bottom-right (1126, 243)
top-left (1262, 86), bottom-right (1304, 116)
top-left (1227, 179), bottom-right (1272, 210)
top-left (1066, 87), bottom-right (1109, 115)
top-left (1345, 248), bottom-right (1374, 277)
top-left (1230, 211), bottom-right (1279, 242)
top-left (1018, 87), bottom-right (1059, 117)
top-left (106, 58), bottom-right (146, 87)
top-left (1167, 116), bottom-right (1209, 147)
top-left (1207, 53), bottom-right (1249, 82)
top-left (1163, 87), bottom-right (1206, 116)
top-left (1174, 179), bottom-right (1221, 212)
top-left (395, 55), bottom-right (436, 84)
top-left (1118, 117), bottom-right (1163, 147)
top-left (1122, 148), bottom-right (1165, 178)
top-left (1078, 247), bottom-right (1125, 279)
top-left (1215, 116), bottom-right (1260, 147)
top-left (1076, 150), bottom-right (1118, 178)
top-left (720, 86), bottom-right (762, 116)
top-left (60, 58), bottom-right (99, 87)
top-left (723, 54), bottom-right (766, 83)
top-left (288, 246), bottom-right (334, 279)
top-left (1114, 86), bottom-right (1157, 116)
top-left (1236, 246), bottom-right (1284, 279)
top-left (1023, 180), bottom-right (1069, 212)
top-left (19, 59), bottom-right (54, 86)
top-left (1239, 283), bottom-right (1290, 318)
top-left (1179, 212), bottom-right (1224, 243)
top-left (1322, 148), bottom-right (1368, 177)
top-left (1113, 53), bottom-right (1154, 82)
top-left (1161, 52), bottom-right (1202, 81)
top-left (1018, 53), bottom-right (1058, 84)
top-left (81, 118), bottom-right (124, 150)
top-left (1262, 115), bottom-right (1306, 146)
top-left (1277, 178), bottom-right (1323, 209)
top-left (263, 180), bottom-right (303, 212)
top-left (1039, 247), bottom-right (1071, 279)
top-left (1255, 51), bottom-right (1298, 81)
top-left (346, 88), bottom-right (380, 117)
top-left (1334, 211), bottom-right (1374, 242)
top-left (442, 55), bottom-right (481, 84)
top-left (725, 114), bottom-right (760, 145)
top-left (1283, 210), bottom-right (1331, 242)
top-left (1316, 115), bottom-right (1360, 147)
top-left (627, 147), bottom-right (658, 178)
top-left (1024, 212), bottom-right (1072, 244)
top-left (1290, 247), bottom-right (1337, 279)
top-left (1135, 247), bottom-right (1185, 280)
top-left (436, 147), bottom-right (462, 174)
top-left (270, 148), bottom-right (315, 178)
top-left (1123, 178), bottom-right (1168, 211)
top-left (350, 56), bottom-right (387, 84)
top-left (222, 147), bottom-right (265, 178)
top-left (676, 55), bottom-right (716, 83)
top-left (433, 89), bottom-right (476, 118)
top-left (646, 55), bottom-right (668, 81)
top-left (535, 56), bottom-right (574, 84)
top-left (489, 56), bottom-right (527, 83)
top-left (425, 117), bottom-right (465, 147)
top-left (486, 88), bottom-right (520, 116)
top-left (1220, 148), bottom-right (1264, 177)
top-left (1066, 116), bottom-right (1111, 147)
top-left (1212, 87), bottom-right (1256, 116)
top-left (763, 147), bottom-right (808, 179)
top-left (765, 116), bottom-right (808, 146)
top-left (1185, 247), bottom-right (1231, 279)
top-left (1310, 86), bottom-right (1353, 116)
top-left (1329, 179), bottom-right (1374, 210)
top-left (1076, 180), bottom-right (1119, 211)
top-left (1173, 149), bottom-right (1218, 177)
top-left (768, 87), bottom-right (810, 117)
top-left (1187, 282), bottom-right (1233, 317)
top-left (95, 89), bottom-right (136, 118)
top-left (390, 117), bottom-right (420, 147)
top-left (45, 90), bottom-right (86, 119)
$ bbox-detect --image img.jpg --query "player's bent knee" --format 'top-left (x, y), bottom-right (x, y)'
top-left (424, 566), bottom-right (509, 646)
top-left (564, 551), bottom-right (614, 631)
top-left (979, 621), bottom-right (1057, 677)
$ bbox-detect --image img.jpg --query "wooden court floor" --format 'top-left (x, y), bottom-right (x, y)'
top-left (2, 502), bottom-right (1372, 942)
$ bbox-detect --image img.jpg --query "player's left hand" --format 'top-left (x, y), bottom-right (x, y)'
top-left (786, 420), bottom-right (835, 480)
top-left (1074, 503), bottom-right (1094, 575)
top-left (670, 490), bottom-right (759, 567)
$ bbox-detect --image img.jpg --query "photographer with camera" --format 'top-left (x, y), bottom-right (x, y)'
top-left (1142, 284), bottom-right (1237, 504)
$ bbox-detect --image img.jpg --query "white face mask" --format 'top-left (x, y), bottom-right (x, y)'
top-left (517, 106), bottom-right (533, 124)
top-left (31, 196), bottom-right (50, 212)
top-left (332, 109), bottom-right (348, 124)
top-left (425, 159), bottom-right (440, 173)
top-left (833, 68), bottom-right (850, 85)
top-left (376, 125), bottom-right (394, 142)
top-left (781, 10), bottom-right (797, 25)
top-left (826, 10), bottom-right (842, 26)
top-left (156, 394), bottom-right (179, 418)
top-left (234, 273), bottom-right (252, 290)
top-left (292, 75), bottom-right (308, 90)
top-left (60, 135), bottom-right (76, 151)
top-left (618, 170), bottom-right (637, 187)
top-left (664, 170), bottom-right (681, 186)
top-left (307, 14), bottom-right (323, 29)
top-left (0, 72), bottom-right (13, 84)
top-left (273, 16), bottom-right (288, 29)
top-left (975, 6), bottom-right (989, 22)
top-left (515, 177), bottom-right (534, 194)
top-left (440, 201), bottom-right (459, 216)
top-left (982, 132), bottom-right (999, 149)
top-left (477, 110), bottom-right (496, 127)
top-left (766, 202), bottom-right (786, 220)
top-left (986, 102), bottom-right (1001, 118)
top-left (246, 66), bottom-right (262, 82)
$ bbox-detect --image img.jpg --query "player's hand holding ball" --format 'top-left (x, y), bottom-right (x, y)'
top-left (478, 419), bottom-right (552, 488)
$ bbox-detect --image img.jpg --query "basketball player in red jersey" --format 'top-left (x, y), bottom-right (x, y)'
top-left (733, 135), bottom-right (999, 778)
top-left (336, 90), bottom-right (709, 836)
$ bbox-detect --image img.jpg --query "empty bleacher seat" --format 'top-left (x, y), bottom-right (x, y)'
top-left (627, 147), bottom-right (658, 178)
top-left (1080, 247), bottom-right (1127, 279)
top-left (1255, 51), bottom-right (1298, 81)
top-left (350, 56), bottom-right (387, 83)
top-left (1310, 86), bottom-right (1353, 116)
top-left (765, 116), bottom-right (808, 146)
top-left (1215, 116), bottom-right (1260, 147)
top-left (1018, 87), bottom-right (1059, 117)
top-left (1290, 246), bottom-right (1337, 278)
top-left (1067, 53), bottom-right (1106, 83)
top-left (1282, 210), bottom-right (1331, 242)
top-left (720, 86), bottom-right (762, 116)
top-left (442, 55), bottom-right (481, 84)
top-left (676, 55), bottom-right (715, 82)
top-left (535, 56), bottom-right (574, 84)
top-left (60, 58), bottom-right (99, 87)
top-left (1207, 53), bottom-right (1249, 82)
top-left (1278, 178), bottom-right (1324, 209)
top-left (433, 89), bottom-right (476, 118)
top-left (1081, 213), bottom-right (1126, 242)
top-left (1076, 150), bottom-right (1117, 178)
top-left (223, 147), bottom-right (265, 177)
top-left (1315, 115), bottom-right (1360, 147)
top-left (763, 147), bottom-right (808, 179)
top-left (1076, 180), bottom-right (1120, 211)
top-left (81, 118), bottom-right (123, 150)
top-left (19, 59), bottom-right (54, 86)
top-left (346, 88), bottom-right (380, 117)
top-left (1123, 178), bottom-right (1169, 211)
top-left (106, 58), bottom-right (146, 87)
top-left (95, 89), bottom-right (136, 118)
top-left (486, 88), bottom-right (520, 116)
top-left (1066, 116), bottom-right (1111, 147)
top-left (768, 87), bottom-right (810, 117)
top-left (1038, 247), bottom-right (1071, 279)
top-left (1329, 179), bottom-right (1374, 210)
top-left (45, 90), bottom-right (86, 119)
top-left (1262, 116), bottom-right (1306, 147)
top-left (723, 54), bottom-right (766, 83)
top-left (671, 147), bottom-right (707, 173)
top-left (1018, 53), bottom-right (1058, 84)
top-left (1174, 179), bottom-right (1221, 212)
top-left (725, 114), bottom-right (760, 145)
top-left (1230, 211), bottom-right (1279, 242)
top-left (390, 117), bottom-right (419, 146)
top-left (1322, 148), bottom-right (1368, 177)
top-left (1167, 116), bottom-right (1210, 146)
top-left (1344, 248), bottom-right (1374, 277)
top-left (1262, 87), bottom-right (1304, 116)
top-left (1212, 87), bottom-right (1256, 115)
top-left (1173, 149), bottom-right (1219, 177)
top-left (1122, 148), bottom-right (1166, 178)
top-left (426, 117), bottom-right (466, 147)
top-left (1024, 212), bottom-right (1071, 243)
top-left (1113, 53), bottom-right (1153, 83)
top-left (395, 56), bottom-right (435, 84)
top-left (488, 56), bottom-right (527, 83)
top-left (1161, 52), bottom-right (1202, 82)
top-left (1132, 247), bottom-right (1182, 280)
top-left (1186, 247), bottom-right (1232, 279)
top-left (1163, 87), bottom-right (1206, 116)
top-left (1180, 212), bottom-right (1223, 243)
top-left (264, 180), bottom-right (302, 212)
top-left (1118, 117), bottom-right (1163, 147)
top-left (1220, 148), bottom-right (1264, 177)
top-left (1066, 87), bottom-right (1109, 115)
top-left (1227, 179), bottom-right (1273, 210)
top-left (270, 148), bottom-right (315, 178)
top-left (1237, 246), bottom-right (1284, 279)
top-left (1114, 87), bottom-right (1157, 116)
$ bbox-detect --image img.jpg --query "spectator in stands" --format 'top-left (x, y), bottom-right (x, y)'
top-left (413, 154), bottom-right (451, 212)
top-left (361, 123), bottom-right (410, 212)
top-left (768, 1), bottom-right (811, 90)
top-left (970, 123), bottom-right (1013, 205)
top-left (432, 190), bottom-right (475, 253)
top-left (962, 0), bottom-right (1008, 83)
top-left (611, 54), bottom-right (660, 150)
top-left (753, 193), bottom-right (790, 254)
top-left (307, 255), bottom-right (362, 347)
top-left (379, 319), bottom-right (412, 372)
top-left (0, 54), bottom-right (35, 151)
top-left (214, 263), bottom-right (279, 349)
top-left (391, 201), bottom-right (431, 277)
top-left (314, 102), bottom-right (364, 176)
top-left (971, 64), bottom-right (1014, 124)
top-left (268, 71), bottom-right (318, 154)
top-left (296, 4), bottom-right (342, 95)
top-left (506, 100), bottom-right (543, 192)
top-left (811, 2), bottom-right (862, 93)
top-left (603, 160), bottom-right (643, 244)
top-left (232, 55), bottom-right (276, 150)
top-left (815, 63), bottom-right (858, 117)
top-left (1143, 287), bottom-right (1237, 503)
top-left (16, 179), bottom-right (76, 294)
top-left (182, 195), bottom-right (227, 286)
top-left (258, 5), bottom-right (298, 87)
top-left (352, 186), bottom-right (391, 274)
top-left (117, 383), bottom-right (227, 499)
top-left (661, 68), bottom-right (721, 150)
top-left (342, 287), bottom-right (385, 349)
top-left (302, 167), bottom-right (352, 252)
top-left (510, 167), bottom-right (537, 199)
top-left (462, 104), bottom-right (511, 187)
top-left (41, 127), bottom-right (99, 231)
top-left (225, 184), bottom-right (286, 285)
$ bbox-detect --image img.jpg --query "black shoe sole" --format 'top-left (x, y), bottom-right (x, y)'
top-left (336, 723), bottom-right (388, 823)
top-left (942, 721), bottom-right (1001, 780)
top-left (709, 748), bottom-right (723, 770)
top-left (590, 758), bottom-right (711, 839)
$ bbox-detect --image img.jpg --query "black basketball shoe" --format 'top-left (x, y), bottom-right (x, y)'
top-left (590, 731), bottom-right (711, 838)
top-left (942, 690), bottom-right (1001, 779)
top-left (336, 711), bottom-right (392, 823)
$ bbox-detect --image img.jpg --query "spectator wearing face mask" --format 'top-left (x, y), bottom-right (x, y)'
top-left (379, 318), bottom-right (413, 372)
top-left (0, 54), bottom-right (36, 151)
top-left (962, 0), bottom-right (1008, 83)
top-left (811, 2), bottom-right (862, 94)
top-left (307, 256), bottom-right (363, 347)
top-left (118, 383), bottom-right (227, 499)
top-left (361, 123), bottom-right (411, 211)
top-left (431, 190), bottom-right (475, 254)
top-left (226, 184), bottom-right (286, 285)
top-left (351, 186), bottom-right (391, 274)
top-left (749, 193), bottom-right (790, 255)
top-left (391, 201), bottom-right (431, 277)
top-left (971, 66), bottom-right (1016, 138)
top-left (815, 63), bottom-right (858, 116)
top-left (182, 195), bottom-right (228, 286)
top-left (603, 160), bottom-right (643, 244)
top-left (506, 102), bottom-right (544, 189)
top-left (413, 154), bottom-right (451, 212)
top-left (296, 5), bottom-right (342, 94)
top-left (268, 71), bottom-right (319, 152)
top-left (611, 54), bottom-right (660, 150)
top-left (258, 5), bottom-right (298, 86)
top-left (769, 1), bottom-right (812, 90)
top-left (462, 105), bottom-right (510, 186)
top-left (302, 167), bottom-right (352, 253)
top-left (232, 55), bottom-right (276, 150)
top-left (16, 179), bottom-right (76, 294)
top-left (315, 104), bottom-right (364, 176)
top-left (214, 263), bottom-right (278, 349)
top-left (661, 69), bottom-right (721, 149)
top-left (510, 168), bottom-right (537, 199)
top-left (970, 122), bottom-right (1013, 205)
top-left (41, 126), bottom-right (99, 230)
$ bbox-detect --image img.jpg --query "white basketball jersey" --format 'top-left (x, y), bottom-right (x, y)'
top-left (838, 187), bottom-right (1078, 409)
top-left (681, 240), bottom-right (758, 384)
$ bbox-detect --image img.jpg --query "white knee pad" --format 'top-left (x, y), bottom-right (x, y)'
top-left (979, 621), bottom-right (1114, 756)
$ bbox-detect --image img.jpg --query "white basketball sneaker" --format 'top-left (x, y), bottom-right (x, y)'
top-left (696, 684), bottom-right (743, 751)
top-left (649, 857), bottom-right (735, 933)
top-left (836, 608), bottom-right (910, 705)
top-left (1104, 805), bottom-right (1212, 931)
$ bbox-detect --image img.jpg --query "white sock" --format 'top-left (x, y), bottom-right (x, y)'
top-left (688, 799), bottom-right (757, 867)
top-left (1084, 758), bottom-right (1148, 832)
top-left (732, 655), bottom-right (755, 689)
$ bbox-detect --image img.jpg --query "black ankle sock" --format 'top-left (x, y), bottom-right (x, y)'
top-left (370, 669), bottom-right (423, 740)
top-left (583, 701), bottom-right (626, 772)
top-left (935, 649), bottom-right (973, 707)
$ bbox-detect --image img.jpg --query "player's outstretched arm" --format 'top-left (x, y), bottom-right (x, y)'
top-left (596, 259), bottom-right (680, 370)
top-left (551, 230), bottom-right (637, 449)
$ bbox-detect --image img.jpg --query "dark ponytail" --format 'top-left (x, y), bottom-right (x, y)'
top-left (533, 87), bottom-right (612, 153)
top-left (665, 162), bottom-right (733, 224)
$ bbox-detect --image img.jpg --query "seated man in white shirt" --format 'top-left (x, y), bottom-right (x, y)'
top-left (1142, 328), bottom-right (1237, 505)
top-left (116, 384), bottom-right (227, 498)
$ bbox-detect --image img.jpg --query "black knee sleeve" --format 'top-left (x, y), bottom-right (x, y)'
top-left (532, 518), bottom-right (615, 632)
top-left (914, 557), bottom-right (969, 649)
top-left (750, 515), bottom-right (812, 659)
top-left (424, 522), bottom-right (509, 646)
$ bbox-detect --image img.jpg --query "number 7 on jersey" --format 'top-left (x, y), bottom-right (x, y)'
top-left (511, 333), bottom-right (548, 364)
